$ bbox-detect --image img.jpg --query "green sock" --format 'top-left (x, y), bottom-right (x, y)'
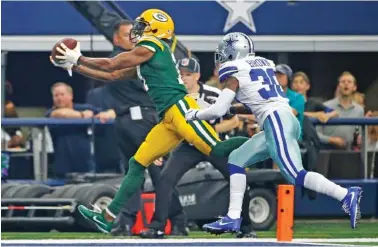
top-left (107, 157), bottom-right (146, 216)
top-left (210, 136), bottom-right (249, 157)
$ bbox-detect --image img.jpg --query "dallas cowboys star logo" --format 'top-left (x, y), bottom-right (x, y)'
top-left (217, 0), bottom-right (266, 33)
top-left (224, 35), bottom-right (238, 50)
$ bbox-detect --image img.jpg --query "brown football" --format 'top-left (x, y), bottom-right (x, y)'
top-left (51, 38), bottom-right (78, 63)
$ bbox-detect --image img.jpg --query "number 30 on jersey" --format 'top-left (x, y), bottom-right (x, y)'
top-left (250, 68), bottom-right (286, 99)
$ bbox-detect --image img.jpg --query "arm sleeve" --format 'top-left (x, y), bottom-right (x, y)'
top-left (196, 88), bottom-right (236, 121)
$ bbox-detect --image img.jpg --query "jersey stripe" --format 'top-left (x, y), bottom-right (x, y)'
top-left (182, 100), bottom-right (219, 145)
top-left (176, 100), bottom-right (214, 147)
top-left (178, 100), bottom-right (218, 146)
top-left (219, 66), bottom-right (238, 82)
top-left (140, 45), bottom-right (156, 53)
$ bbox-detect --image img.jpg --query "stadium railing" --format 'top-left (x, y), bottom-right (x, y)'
top-left (2, 117), bottom-right (378, 181)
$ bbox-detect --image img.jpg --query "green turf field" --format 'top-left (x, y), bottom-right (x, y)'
top-left (2, 221), bottom-right (378, 240)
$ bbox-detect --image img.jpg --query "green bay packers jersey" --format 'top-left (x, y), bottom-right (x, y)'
top-left (136, 36), bottom-right (187, 118)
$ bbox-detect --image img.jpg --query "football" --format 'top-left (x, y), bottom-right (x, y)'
top-left (51, 38), bottom-right (77, 63)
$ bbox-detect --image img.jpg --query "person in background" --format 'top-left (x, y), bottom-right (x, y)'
top-left (291, 71), bottom-right (339, 123)
top-left (318, 71), bottom-right (364, 150)
top-left (2, 81), bottom-right (24, 150)
top-left (353, 91), bottom-right (374, 117)
top-left (46, 82), bottom-right (98, 178)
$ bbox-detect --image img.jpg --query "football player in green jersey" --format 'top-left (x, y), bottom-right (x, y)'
top-left (52, 9), bottom-right (248, 233)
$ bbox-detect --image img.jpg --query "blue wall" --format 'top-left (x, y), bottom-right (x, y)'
top-left (2, 1), bottom-right (378, 35)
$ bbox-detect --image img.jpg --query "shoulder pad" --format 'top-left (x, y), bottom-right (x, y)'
top-left (137, 36), bottom-right (164, 51)
top-left (218, 61), bottom-right (239, 82)
top-left (268, 59), bottom-right (275, 67)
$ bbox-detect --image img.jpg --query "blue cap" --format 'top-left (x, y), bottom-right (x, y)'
top-left (275, 64), bottom-right (293, 80)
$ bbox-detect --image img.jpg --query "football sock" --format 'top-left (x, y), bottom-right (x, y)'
top-left (107, 157), bottom-right (146, 216)
top-left (303, 171), bottom-right (348, 201)
top-left (227, 164), bottom-right (246, 219)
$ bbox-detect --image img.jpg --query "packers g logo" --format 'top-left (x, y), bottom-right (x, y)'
top-left (152, 12), bottom-right (168, 22)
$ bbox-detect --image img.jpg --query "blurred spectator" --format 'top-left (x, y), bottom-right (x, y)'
top-left (2, 81), bottom-right (25, 150)
top-left (275, 64), bottom-right (305, 139)
top-left (368, 111), bottom-right (378, 149)
top-left (291, 71), bottom-right (339, 123)
top-left (352, 91), bottom-right (374, 118)
top-left (205, 64), bottom-right (222, 90)
top-left (353, 92), bottom-right (365, 108)
top-left (317, 71), bottom-right (364, 150)
top-left (367, 111), bottom-right (378, 178)
top-left (46, 82), bottom-right (98, 178)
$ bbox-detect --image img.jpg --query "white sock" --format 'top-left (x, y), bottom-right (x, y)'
top-left (227, 173), bottom-right (246, 219)
top-left (303, 172), bottom-right (348, 201)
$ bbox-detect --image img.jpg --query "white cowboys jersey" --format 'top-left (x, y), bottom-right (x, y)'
top-left (218, 56), bottom-right (291, 126)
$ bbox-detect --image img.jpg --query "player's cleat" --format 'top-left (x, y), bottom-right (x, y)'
top-left (77, 205), bottom-right (113, 233)
top-left (236, 230), bottom-right (258, 238)
top-left (341, 186), bottom-right (362, 229)
top-left (236, 225), bottom-right (257, 238)
top-left (202, 216), bottom-right (242, 234)
top-left (139, 228), bottom-right (165, 239)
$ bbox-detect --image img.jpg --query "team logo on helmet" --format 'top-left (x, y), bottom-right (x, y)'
top-left (181, 58), bottom-right (190, 66)
top-left (152, 12), bottom-right (168, 22)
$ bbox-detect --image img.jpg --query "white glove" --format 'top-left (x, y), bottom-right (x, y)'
top-left (50, 56), bottom-right (73, 77)
top-left (56, 42), bottom-right (82, 65)
top-left (185, 109), bottom-right (199, 121)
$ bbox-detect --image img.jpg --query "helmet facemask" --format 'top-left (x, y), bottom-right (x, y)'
top-left (130, 18), bottom-right (150, 43)
top-left (214, 47), bottom-right (241, 65)
top-left (214, 48), bottom-right (227, 65)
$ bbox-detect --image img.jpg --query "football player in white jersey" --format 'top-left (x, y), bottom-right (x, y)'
top-left (185, 32), bottom-right (362, 234)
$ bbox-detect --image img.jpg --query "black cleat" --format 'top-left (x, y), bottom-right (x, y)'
top-left (139, 228), bottom-right (165, 239)
top-left (236, 230), bottom-right (257, 238)
top-left (111, 224), bottom-right (133, 237)
top-left (170, 225), bottom-right (189, 236)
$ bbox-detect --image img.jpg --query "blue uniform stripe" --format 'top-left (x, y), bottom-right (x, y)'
top-left (273, 111), bottom-right (298, 175)
top-left (219, 66), bottom-right (238, 82)
top-left (267, 115), bottom-right (295, 179)
top-left (219, 66), bottom-right (238, 76)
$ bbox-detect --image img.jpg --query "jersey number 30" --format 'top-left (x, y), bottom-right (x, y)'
top-left (250, 68), bottom-right (285, 99)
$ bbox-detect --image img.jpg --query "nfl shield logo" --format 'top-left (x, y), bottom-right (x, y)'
top-left (181, 58), bottom-right (190, 66)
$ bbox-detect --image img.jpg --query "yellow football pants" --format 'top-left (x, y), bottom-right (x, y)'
top-left (134, 96), bottom-right (220, 166)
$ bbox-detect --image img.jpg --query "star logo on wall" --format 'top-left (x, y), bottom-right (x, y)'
top-left (217, 0), bottom-right (266, 33)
